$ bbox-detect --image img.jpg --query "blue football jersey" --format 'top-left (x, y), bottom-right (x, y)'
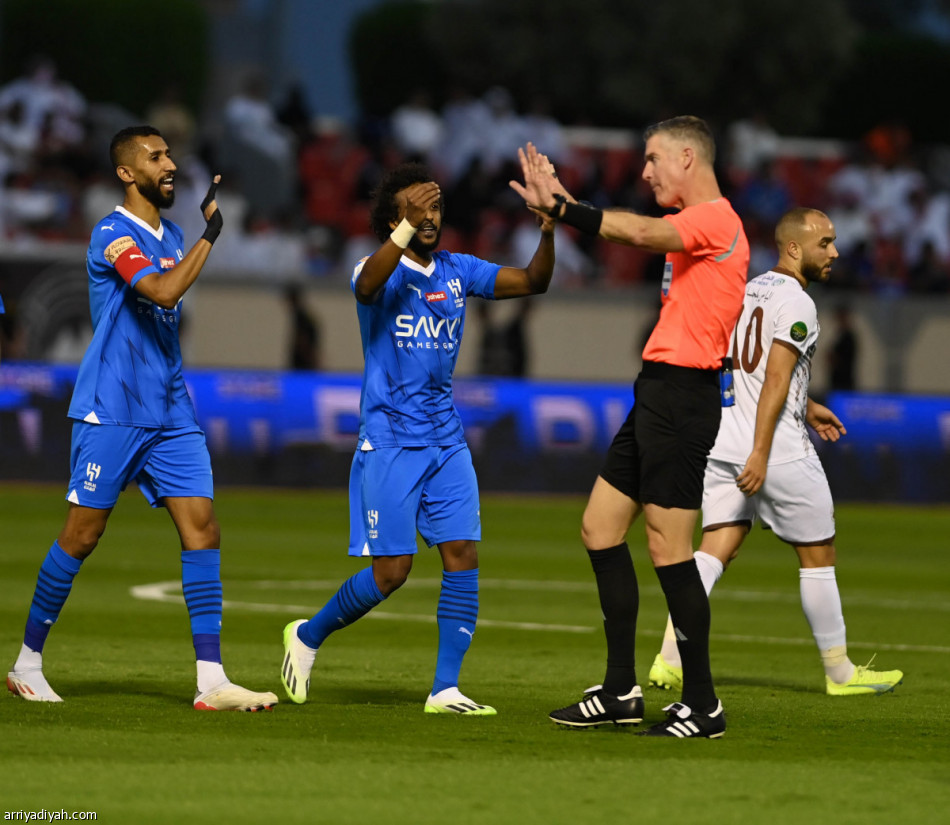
top-left (68, 206), bottom-right (196, 428)
top-left (351, 250), bottom-right (499, 447)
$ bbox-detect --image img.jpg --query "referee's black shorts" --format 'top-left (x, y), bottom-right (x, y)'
top-left (600, 360), bottom-right (721, 510)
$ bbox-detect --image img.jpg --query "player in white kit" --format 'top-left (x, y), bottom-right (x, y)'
top-left (649, 207), bottom-right (903, 696)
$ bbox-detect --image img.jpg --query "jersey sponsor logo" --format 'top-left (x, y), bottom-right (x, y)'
top-left (136, 296), bottom-right (180, 325)
top-left (367, 509), bottom-right (379, 539)
top-left (159, 257), bottom-right (176, 269)
top-left (84, 462), bottom-right (101, 493)
top-left (394, 314), bottom-right (460, 350)
top-left (100, 222), bottom-right (116, 232)
top-left (790, 321), bottom-right (808, 342)
top-left (425, 291), bottom-right (447, 302)
top-left (407, 284), bottom-right (423, 299)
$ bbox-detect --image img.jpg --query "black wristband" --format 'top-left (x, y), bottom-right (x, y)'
top-left (559, 200), bottom-right (603, 235)
top-left (548, 194), bottom-right (567, 218)
top-left (202, 210), bottom-right (223, 244)
top-left (200, 177), bottom-right (222, 244)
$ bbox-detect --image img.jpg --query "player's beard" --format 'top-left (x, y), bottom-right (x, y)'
top-left (137, 177), bottom-right (175, 210)
top-left (802, 259), bottom-right (829, 283)
top-left (408, 224), bottom-right (442, 257)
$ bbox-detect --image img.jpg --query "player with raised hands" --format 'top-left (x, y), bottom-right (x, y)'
top-left (280, 160), bottom-right (556, 715)
top-left (7, 126), bottom-right (278, 712)
top-left (512, 117), bottom-right (748, 738)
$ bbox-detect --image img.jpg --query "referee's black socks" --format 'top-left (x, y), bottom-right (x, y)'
top-left (588, 543), bottom-right (638, 696)
top-left (655, 559), bottom-right (718, 713)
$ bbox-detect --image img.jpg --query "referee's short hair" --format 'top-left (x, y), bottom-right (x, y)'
top-left (644, 116), bottom-right (716, 165)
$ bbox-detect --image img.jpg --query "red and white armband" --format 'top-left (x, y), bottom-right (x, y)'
top-left (105, 236), bottom-right (154, 285)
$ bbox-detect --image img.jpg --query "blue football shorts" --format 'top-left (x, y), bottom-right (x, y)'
top-left (347, 442), bottom-right (481, 557)
top-left (65, 421), bottom-right (214, 509)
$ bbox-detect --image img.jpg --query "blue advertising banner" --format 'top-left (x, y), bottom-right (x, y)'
top-left (2, 364), bottom-right (948, 500)
top-left (0, 364), bottom-right (633, 491)
top-left (825, 391), bottom-right (950, 451)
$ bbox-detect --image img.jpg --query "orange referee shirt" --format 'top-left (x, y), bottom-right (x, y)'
top-left (641, 198), bottom-right (749, 370)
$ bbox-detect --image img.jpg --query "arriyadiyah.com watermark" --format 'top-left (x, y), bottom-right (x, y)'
top-left (4, 812), bottom-right (97, 822)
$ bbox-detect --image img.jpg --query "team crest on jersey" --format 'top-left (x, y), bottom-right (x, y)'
top-left (367, 509), bottom-right (379, 539)
top-left (84, 462), bottom-right (101, 492)
top-left (446, 278), bottom-right (463, 307)
top-left (790, 321), bottom-right (808, 342)
top-left (426, 291), bottom-right (447, 302)
top-left (159, 257), bottom-right (176, 269)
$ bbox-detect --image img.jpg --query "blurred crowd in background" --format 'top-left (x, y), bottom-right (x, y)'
top-left (2, 54), bottom-right (950, 298)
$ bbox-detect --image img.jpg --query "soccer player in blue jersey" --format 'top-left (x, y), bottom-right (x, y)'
top-left (281, 160), bottom-right (557, 714)
top-left (6, 126), bottom-right (278, 711)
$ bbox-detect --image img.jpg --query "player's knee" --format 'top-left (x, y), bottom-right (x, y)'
top-left (58, 514), bottom-right (107, 559)
top-left (188, 513), bottom-right (220, 550)
top-left (581, 514), bottom-right (619, 551)
top-left (797, 542), bottom-right (836, 567)
top-left (58, 532), bottom-right (99, 561)
top-left (646, 534), bottom-right (690, 566)
top-left (439, 539), bottom-right (478, 571)
top-left (203, 519), bottom-right (221, 549)
top-left (373, 556), bottom-right (412, 595)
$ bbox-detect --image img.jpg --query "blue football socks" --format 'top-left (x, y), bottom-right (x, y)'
top-left (432, 568), bottom-right (479, 695)
top-left (298, 566), bottom-right (385, 649)
top-left (181, 549), bottom-right (224, 663)
top-left (24, 541), bottom-right (83, 653)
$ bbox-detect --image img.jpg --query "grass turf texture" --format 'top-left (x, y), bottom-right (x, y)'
top-left (1, 483), bottom-right (948, 824)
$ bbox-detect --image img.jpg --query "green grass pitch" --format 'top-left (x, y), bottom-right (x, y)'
top-left (1, 483), bottom-right (948, 824)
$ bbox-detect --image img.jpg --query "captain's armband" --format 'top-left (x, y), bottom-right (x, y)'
top-left (104, 236), bottom-right (136, 264)
top-left (112, 244), bottom-right (155, 284)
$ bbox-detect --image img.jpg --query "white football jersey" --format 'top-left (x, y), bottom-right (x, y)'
top-left (710, 271), bottom-right (820, 465)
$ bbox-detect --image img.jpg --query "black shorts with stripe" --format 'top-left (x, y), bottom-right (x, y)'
top-left (600, 361), bottom-right (721, 510)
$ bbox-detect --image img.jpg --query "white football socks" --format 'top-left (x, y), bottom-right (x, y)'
top-left (196, 660), bottom-right (228, 693)
top-left (799, 567), bottom-right (854, 683)
top-left (13, 643), bottom-right (43, 672)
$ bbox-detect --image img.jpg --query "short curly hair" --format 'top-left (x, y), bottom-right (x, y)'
top-left (369, 162), bottom-right (443, 242)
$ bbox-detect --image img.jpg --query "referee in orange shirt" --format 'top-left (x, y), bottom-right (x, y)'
top-left (511, 116), bottom-right (748, 737)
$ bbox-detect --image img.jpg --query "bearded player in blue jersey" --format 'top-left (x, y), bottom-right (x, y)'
top-left (6, 126), bottom-right (278, 711)
top-left (281, 158), bottom-right (557, 714)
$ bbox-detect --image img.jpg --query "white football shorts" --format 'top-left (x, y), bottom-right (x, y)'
top-left (702, 454), bottom-right (835, 545)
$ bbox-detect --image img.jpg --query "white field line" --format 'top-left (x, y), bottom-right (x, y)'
top-left (249, 577), bottom-right (950, 614)
top-left (130, 578), bottom-right (950, 654)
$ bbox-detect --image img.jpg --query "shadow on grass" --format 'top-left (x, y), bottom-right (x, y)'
top-left (55, 678), bottom-right (195, 706)
top-left (313, 686), bottom-right (424, 706)
top-left (713, 675), bottom-right (818, 694)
